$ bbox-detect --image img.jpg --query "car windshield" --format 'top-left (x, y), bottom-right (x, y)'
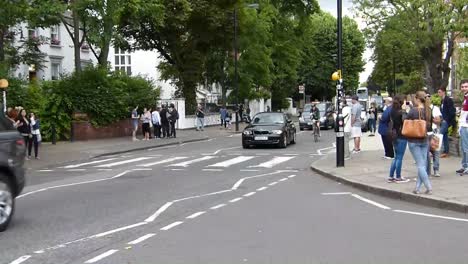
top-left (304, 103), bottom-right (326, 112)
top-left (252, 113), bottom-right (284, 124)
top-left (316, 103), bottom-right (326, 112)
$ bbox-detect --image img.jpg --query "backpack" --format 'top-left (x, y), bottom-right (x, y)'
top-left (387, 110), bottom-right (398, 141)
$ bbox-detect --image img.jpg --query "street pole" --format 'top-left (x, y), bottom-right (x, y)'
top-left (0, 79), bottom-right (9, 113)
top-left (336, 0), bottom-right (345, 167)
top-left (234, 8), bottom-right (240, 132)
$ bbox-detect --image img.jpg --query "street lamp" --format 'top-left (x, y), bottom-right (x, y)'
top-left (234, 3), bottom-right (259, 132)
top-left (334, 0), bottom-right (345, 167)
top-left (0, 79), bottom-right (8, 113)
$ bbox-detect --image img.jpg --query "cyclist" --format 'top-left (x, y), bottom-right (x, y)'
top-left (310, 104), bottom-right (321, 137)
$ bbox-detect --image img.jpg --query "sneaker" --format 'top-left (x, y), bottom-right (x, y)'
top-left (383, 156), bottom-right (394, 160)
top-left (352, 149), bottom-right (361, 154)
top-left (456, 168), bottom-right (466, 174)
top-left (412, 190), bottom-right (420, 195)
top-left (425, 190), bottom-right (433, 195)
top-left (387, 178), bottom-right (395, 183)
top-left (433, 171), bottom-right (441, 177)
top-left (395, 178), bottom-right (410, 183)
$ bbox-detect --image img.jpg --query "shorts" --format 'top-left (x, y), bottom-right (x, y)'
top-left (351, 126), bottom-right (362, 138)
top-left (142, 123), bottom-right (150, 134)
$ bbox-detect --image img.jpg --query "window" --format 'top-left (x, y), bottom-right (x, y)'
top-left (120, 56), bottom-right (125, 64)
top-left (115, 56), bottom-right (119, 65)
top-left (114, 47), bottom-right (132, 75)
top-left (51, 61), bottom-right (62, 80)
top-left (50, 25), bottom-right (60, 45)
top-left (126, 66), bottom-right (132, 76)
top-left (28, 28), bottom-right (37, 39)
top-left (127, 56), bottom-right (131, 64)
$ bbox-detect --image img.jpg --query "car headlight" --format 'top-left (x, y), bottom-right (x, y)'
top-left (271, 130), bottom-right (283, 134)
top-left (243, 130), bottom-right (253, 135)
top-left (299, 117), bottom-right (304, 122)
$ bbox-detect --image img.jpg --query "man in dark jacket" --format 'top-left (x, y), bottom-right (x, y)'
top-left (160, 105), bottom-right (169, 138)
top-left (378, 98), bottom-right (394, 159)
top-left (438, 87), bottom-right (456, 157)
top-left (168, 103), bottom-right (179, 138)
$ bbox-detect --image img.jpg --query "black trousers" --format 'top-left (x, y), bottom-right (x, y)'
top-left (381, 134), bottom-right (394, 158)
top-left (28, 135), bottom-right (39, 158)
top-left (170, 121), bottom-right (176, 138)
top-left (153, 123), bottom-right (161, 138)
top-left (161, 122), bottom-right (169, 138)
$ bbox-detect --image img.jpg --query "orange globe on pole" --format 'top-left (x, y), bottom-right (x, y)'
top-left (0, 79), bottom-right (8, 89)
top-left (331, 71), bottom-right (340, 81)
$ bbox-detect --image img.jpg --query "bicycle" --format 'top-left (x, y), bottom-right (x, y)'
top-left (312, 119), bottom-right (320, 142)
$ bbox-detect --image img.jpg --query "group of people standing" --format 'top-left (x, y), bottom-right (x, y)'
top-left (376, 81), bottom-right (468, 195)
top-left (6, 107), bottom-right (41, 160)
top-left (132, 104), bottom-right (179, 141)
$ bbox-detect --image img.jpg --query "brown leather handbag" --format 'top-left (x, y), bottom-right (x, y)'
top-left (402, 109), bottom-right (427, 139)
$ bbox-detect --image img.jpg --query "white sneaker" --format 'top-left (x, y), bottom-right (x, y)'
top-left (433, 171), bottom-right (441, 177)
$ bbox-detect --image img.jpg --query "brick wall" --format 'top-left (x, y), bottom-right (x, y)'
top-left (72, 119), bottom-right (135, 141)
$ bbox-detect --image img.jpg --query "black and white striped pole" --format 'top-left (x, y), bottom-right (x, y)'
top-left (334, 0), bottom-right (344, 167)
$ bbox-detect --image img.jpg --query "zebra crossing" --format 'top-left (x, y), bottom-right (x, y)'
top-left (50, 154), bottom-right (298, 172)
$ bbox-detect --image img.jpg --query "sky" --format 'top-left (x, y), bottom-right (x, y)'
top-left (317, 0), bottom-right (374, 84)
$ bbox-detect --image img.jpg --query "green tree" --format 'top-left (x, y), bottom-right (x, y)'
top-left (353, 0), bottom-right (468, 93)
top-left (457, 47), bottom-right (468, 82)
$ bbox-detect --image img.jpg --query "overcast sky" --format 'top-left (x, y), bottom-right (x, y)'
top-left (317, 0), bottom-right (373, 84)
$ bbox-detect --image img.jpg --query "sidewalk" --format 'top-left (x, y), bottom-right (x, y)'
top-left (26, 124), bottom-right (246, 171)
top-left (311, 133), bottom-right (468, 213)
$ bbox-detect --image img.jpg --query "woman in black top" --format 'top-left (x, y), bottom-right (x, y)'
top-left (16, 109), bottom-right (31, 159)
top-left (388, 95), bottom-right (409, 183)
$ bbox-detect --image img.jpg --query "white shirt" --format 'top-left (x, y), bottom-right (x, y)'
top-left (430, 105), bottom-right (442, 130)
top-left (151, 111), bottom-right (161, 124)
top-left (342, 105), bottom-right (352, 133)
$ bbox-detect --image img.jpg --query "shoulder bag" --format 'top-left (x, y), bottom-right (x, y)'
top-left (401, 108), bottom-right (427, 139)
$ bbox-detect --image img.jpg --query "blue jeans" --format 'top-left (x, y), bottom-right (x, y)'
top-left (440, 120), bottom-right (449, 154)
top-left (368, 119), bottom-right (376, 133)
top-left (461, 127), bottom-right (468, 169)
top-left (409, 142), bottom-right (432, 192)
top-left (389, 138), bottom-right (407, 179)
top-left (196, 117), bottom-right (205, 130)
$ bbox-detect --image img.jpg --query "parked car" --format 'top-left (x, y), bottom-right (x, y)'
top-left (242, 112), bottom-right (296, 148)
top-left (299, 102), bottom-right (335, 130)
top-left (0, 116), bottom-right (26, 232)
top-left (359, 100), bottom-right (369, 132)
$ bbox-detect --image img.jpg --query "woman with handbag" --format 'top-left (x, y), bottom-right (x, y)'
top-left (29, 112), bottom-right (41, 159)
top-left (16, 109), bottom-right (31, 160)
top-left (403, 91), bottom-right (433, 194)
top-left (388, 95), bottom-right (410, 183)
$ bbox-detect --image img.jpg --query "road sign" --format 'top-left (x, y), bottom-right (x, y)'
top-left (298, 85), bottom-right (305, 94)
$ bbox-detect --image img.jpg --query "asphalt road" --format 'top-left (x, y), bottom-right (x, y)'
top-left (2, 129), bottom-right (468, 264)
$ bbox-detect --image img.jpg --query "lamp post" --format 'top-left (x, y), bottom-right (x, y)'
top-left (234, 3), bottom-right (259, 132)
top-left (0, 79), bottom-right (9, 113)
top-left (333, 0), bottom-right (345, 167)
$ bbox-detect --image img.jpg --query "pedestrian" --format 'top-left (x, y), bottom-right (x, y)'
top-left (246, 107), bottom-right (251, 122)
top-left (239, 104), bottom-right (244, 123)
top-left (456, 79), bottom-right (468, 175)
top-left (141, 107), bottom-right (151, 140)
top-left (152, 107), bottom-right (161, 138)
top-left (168, 103), bottom-right (179, 138)
top-left (29, 112), bottom-right (41, 159)
top-left (438, 87), bottom-right (456, 158)
top-left (196, 105), bottom-right (205, 131)
top-left (350, 95), bottom-right (362, 153)
top-left (387, 95), bottom-right (409, 183)
top-left (225, 110), bottom-right (232, 129)
top-left (131, 106), bottom-right (139, 141)
top-left (406, 91), bottom-right (433, 194)
top-left (378, 97), bottom-right (394, 159)
top-left (220, 106), bottom-right (227, 128)
top-left (428, 98), bottom-right (442, 177)
top-left (6, 107), bottom-right (20, 128)
top-left (342, 99), bottom-right (352, 159)
top-left (368, 103), bottom-right (377, 136)
top-left (16, 109), bottom-right (31, 159)
top-left (160, 105), bottom-right (170, 138)
top-left (267, 105), bottom-right (271, 112)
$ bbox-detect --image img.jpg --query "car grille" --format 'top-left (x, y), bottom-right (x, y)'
top-left (253, 130), bottom-right (270, 135)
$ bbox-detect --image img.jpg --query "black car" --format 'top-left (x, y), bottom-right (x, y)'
top-left (242, 112), bottom-right (296, 148)
top-left (0, 115), bottom-right (26, 232)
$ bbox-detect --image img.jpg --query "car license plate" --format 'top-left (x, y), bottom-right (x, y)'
top-left (307, 122), bottom-right (313, 125)
top-left (254, 136), bottom-right (268, 141)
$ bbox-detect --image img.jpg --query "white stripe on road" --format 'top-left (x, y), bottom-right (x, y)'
top-left (256, 187), bottom-right (268, 191)
top-left (229, 197), bottom-right (243, 203)
top-left (240, 169), bottom-right (259, 172)
top-left (186, 211), bottom-right (206, 219)
top-left (84, 250), bottom-right (119, 263)
top-left (210, 204), bottom-right (226, 210)
top-left (95, 222), bottom-right (147, 238)
top-left (208, 156), bottom-right (255, 168)
top-left (38, 170), bottom-right (53, 172)
top-left (95, 157), bottom-right (152, 168)
top-left (9, 255), bottom-right (31, 264)
top-left (279, 178), bottom-right (288, 182)
top-left (160, 221), bottom-right (184, 231)
top-left (268, 182), bottom-right (278, 186)
top-left (67, 169), bottom-right (86, 172)
top-left (145, 202), bottom-right (173, 222)
top-left (139, 157), bottom-right (188, 167)
top-left (168, 156), bottom-right (216, 167)
top-left (202, 169), bottom-right (224, 172)
top-left (243, 192), bottom-right (256, 197)
top-left (213, 146), bottom-right (242, 155)
top-left (288, 175), bottom-right (296, 178)
top-left (62, 158), bottom-right (117, 169)
top-left (249, 156), bottom-right (295, 168)
top-left (127, 233), bottom-right (156, 245)
top-left (321, 192), bottom-right (352, 195)
top-left (394, 210), bottom-right (468, 222)
top-left (132, 168), bottom-right (152, 171)
top-left (351, 194), bottom-right (391, 210)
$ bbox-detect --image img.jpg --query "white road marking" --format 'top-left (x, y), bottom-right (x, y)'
top-left (173, 190), bottom-right (232, 203)
top-left (169, 156), bottom-right (216, 167)
top-left (208, 156), bottom-right (255, 167)
top-left (145, 202), bottom-right (173, 222)
top-left (97, 169), bottom-right (112, 171)
top-left (213, 146), bottom-right (242, 155)
top-left (243, 192), bottom-right (256, 197)
top-left (139, 157), bottom-right (188, 167)
top-left (66, 169), bottom-right (86, 172)
top-left (202, 169), bottom-right (224, 172)
top-left (240, 169), bottom-right (260, 172)
top-left (231, 171), bottom-right (289, 190)
top-left (95, 157), bottom-right (152, 168)
top-left (38, 170), bottom-right (53, 172)
top-left (62, 158), bottom-right (117, 169)
top-left (317, 146), bottom-right (334, 155)
top-left (351, 194), bottom-right (391, 210)
top-left (160, 221), bottom-right (184, 231)
top-left (321, 192), bottom-right (352, 195)
top-left (186, 211), bottom-right (206, 219)
top-left (170, 169), bottom-right (186, 171)
top-left (210, 204), bottom-right (226, 210)
top-left (279, 178), bottom-right (288, 182)
top-left (256, 187), bottom-right (268, 191)
top-left (34, 250), bottom-right (45, 254)
top-left (249, 156), bottom-right (295, 168)
top-left (132, 168), bottom-right (152, 171)
top-left (268, 182), bottom-right (278, 186)
top-left (9, 255), bottom-right (31, 264)
top-left (95, 222), bottom-right (147, 238)
top-left (288, 175), bottom-right (296, 178)
top-left (127, 233), bottom-right (156, 245)
top-left (17, 171), bottom-right (130, 199)
top-left (394, 210), bottom-right (468, 222)
top-left (284, 154), bottom-right (299, 156)
top-left (230, 197), bottom-right (243, 203)
top-left (84, 249), bottom-right (119, 263)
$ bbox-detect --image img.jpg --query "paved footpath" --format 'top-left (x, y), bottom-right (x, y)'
top-left (311, 133), bottom-right (468, 213)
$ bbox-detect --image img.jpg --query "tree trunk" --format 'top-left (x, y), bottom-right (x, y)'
top-left (180, 74), bottom-right (197, 115)
top-left (422, 40), bottom-right (452, 94)
top-left (0, 28), bottom-right (5, 62)
top-left (72, 7), bottom-right (82, 73)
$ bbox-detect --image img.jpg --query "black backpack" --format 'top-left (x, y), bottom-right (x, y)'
top-left (387, 110), bottom-right (399, 141)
